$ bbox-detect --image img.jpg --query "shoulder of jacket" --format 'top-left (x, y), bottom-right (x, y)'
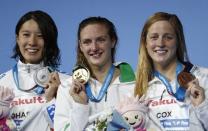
top-left (192, 65), bottom-right (208, 77)
top-left (0, 73), bottom-right (6, 79)
top-left (0, 70), bottom-right (12, 80)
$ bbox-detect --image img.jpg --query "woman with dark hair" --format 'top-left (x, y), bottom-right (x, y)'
top-left (12, 10), bottom-right (60, 68)
top-left (135, 12), bottom-right (208, 130)
top-left (54, 16), bottom-right (135, 130)
top-left (0, 10), bottom-right (69, 130)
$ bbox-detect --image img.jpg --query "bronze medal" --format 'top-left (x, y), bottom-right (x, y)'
top-left (177, 72), bottom-right (195, 89)
top-left (72, 65), bottom-right (90, 84)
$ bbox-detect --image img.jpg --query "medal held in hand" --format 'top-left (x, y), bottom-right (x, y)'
top-left (72, 65), bottom-right (90, 84)
top-left (34, 66), bottom-right (53, 87)
top-left (177, 71), bottom-right (195, 89)
top-left (13, 64), bottom-right (53, 94)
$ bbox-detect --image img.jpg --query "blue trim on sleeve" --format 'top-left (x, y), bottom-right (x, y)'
top-left (47, 104), bottom-right (55, 123)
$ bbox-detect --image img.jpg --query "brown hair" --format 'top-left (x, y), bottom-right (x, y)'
top-left (135, 12), bottom-right (189, 97)
top-left (76, 16), bottom-right (118, 78)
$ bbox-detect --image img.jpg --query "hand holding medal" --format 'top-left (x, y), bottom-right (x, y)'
top-left (34, 66), bottom-right (61, 101)
top-left (43, 69), bottom-right (61, 101)
top-left (178, 71), bottom-right (205, 106)
top-left (70, 65), bottom-right (90, 104)
top-left (71, 64), bottom-right (115, 104)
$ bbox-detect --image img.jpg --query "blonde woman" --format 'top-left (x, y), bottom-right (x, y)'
top-left (135, 12), bottom-right (208, 130)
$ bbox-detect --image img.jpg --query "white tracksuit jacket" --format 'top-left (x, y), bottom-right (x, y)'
top-left (54, 62), bottom-right (136, 131)
top-left (145, 65), bottom-right (208, 131)
top-left (0, 60), bottom-right (69, 131)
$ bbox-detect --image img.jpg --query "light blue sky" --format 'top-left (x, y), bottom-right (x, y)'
top-left (0, 0), bottom-right (208, 74)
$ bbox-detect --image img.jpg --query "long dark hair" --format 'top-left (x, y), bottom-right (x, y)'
top-left (12, 10), bottom-right (60, 69)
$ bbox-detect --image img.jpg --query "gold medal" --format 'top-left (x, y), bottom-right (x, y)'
top-left (177, 72), bottom-right (195, 89)
top-left (72, 65), bottom-right (90, 84)
top-left (34, 67), bottom-right (51, 87)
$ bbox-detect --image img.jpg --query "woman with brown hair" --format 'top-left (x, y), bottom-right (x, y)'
top-left (54, 16), bottom-right (135, 131)
top-left (135, 12), bottom-right (208, 130)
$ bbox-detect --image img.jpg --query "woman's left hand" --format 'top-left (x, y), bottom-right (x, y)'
top-left (44, 72), bottom-right (61, 101)
top-left (186, 79), bottom-right (205, 106)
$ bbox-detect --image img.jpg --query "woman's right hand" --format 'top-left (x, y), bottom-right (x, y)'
top-left (0, 86), bottom-right (14, 102)
top-left (69, 79), bottom-right (88, 105)
top-left (0, 86), bottom-right (14, 119)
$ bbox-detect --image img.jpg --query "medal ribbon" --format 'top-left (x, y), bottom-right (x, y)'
top-left (12, 64), bottom-right (44, 94)
top-left (154, 62), bottom-right (186, 101)
top-left (86, 65), bottom-right (115, 102)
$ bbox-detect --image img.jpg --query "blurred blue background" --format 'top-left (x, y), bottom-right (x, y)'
top-left (0, 0), bottom-right (208, 74)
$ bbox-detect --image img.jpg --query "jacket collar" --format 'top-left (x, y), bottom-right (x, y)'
top-left (17, 60), bottom-right (44, 73)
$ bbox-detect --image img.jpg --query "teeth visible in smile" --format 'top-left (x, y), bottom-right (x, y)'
top-left (155, 50), bottom-right (167, 53)
top-left (93, 54), bottom-right (100, 57)
top-left (27, 49), bottom-right (38, 53)
top-left (90, 52), bottom-right (101, 57)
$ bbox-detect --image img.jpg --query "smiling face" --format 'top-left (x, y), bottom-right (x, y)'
top-left (146, 20), bottom-right (177, 67)
top-left (122, 110), bottom-right (144, 128)
top-left (16, 19), bottom-right (44, 64)
top-left (79, 23), bottom-right (115, 69)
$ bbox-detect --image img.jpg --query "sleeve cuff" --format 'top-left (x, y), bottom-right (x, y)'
top-left (72, 101), bottom-right (90, 128)
top-left (43, 98), bottom-right (56, 128)
top-left (194, 99), bottom-right (208, 126)
top-left (72, 101), bottom-right (89, 114)
top-left (194, 99), bottom-right (208, 112)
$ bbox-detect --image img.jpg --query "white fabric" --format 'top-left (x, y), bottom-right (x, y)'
top-left (145, 66), bottom-right (208, 131)
top-left (0, 60), bottom-right (69, 131)
top-left (54, 74), bottom-right (135, 131)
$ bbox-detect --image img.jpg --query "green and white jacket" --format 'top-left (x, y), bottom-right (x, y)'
top-left (54, 62), bottom-right (136, 131)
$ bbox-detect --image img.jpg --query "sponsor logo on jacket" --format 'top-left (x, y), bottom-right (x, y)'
top-left (149, 98), bottom-right (177, 107)
top-left (11, 96), bottom-right (45, 106)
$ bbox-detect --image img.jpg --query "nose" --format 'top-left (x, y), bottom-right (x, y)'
top-left (91, 40), bottom-right (98, 50)
top-left (156, 37), bottom-right (165, 47)
top-left (28, 35), bottom-right (37, 46)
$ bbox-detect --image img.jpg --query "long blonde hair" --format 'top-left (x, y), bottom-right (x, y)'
top-left (135, 12), bottom-right (189, 97)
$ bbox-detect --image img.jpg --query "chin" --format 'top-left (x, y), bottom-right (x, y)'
top-left (89, 60), bottom-right (103, 66)
top-left (25, 59), bottom-right (42, 64)
top-left (154, 58), bottom-right (168, 64)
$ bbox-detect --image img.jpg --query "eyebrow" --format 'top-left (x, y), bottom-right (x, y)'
top-left (81, 35), bottom-right (108, 40)
top-left (148, 33), bottom-right (175, 36)
top-left (20, 30), bottom-right (42, 34)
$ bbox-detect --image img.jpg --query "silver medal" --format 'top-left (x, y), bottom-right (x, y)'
top-left (34, 67), bottom-right (51, 87)
top-left (72, 65), bottom-right (90, 84)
